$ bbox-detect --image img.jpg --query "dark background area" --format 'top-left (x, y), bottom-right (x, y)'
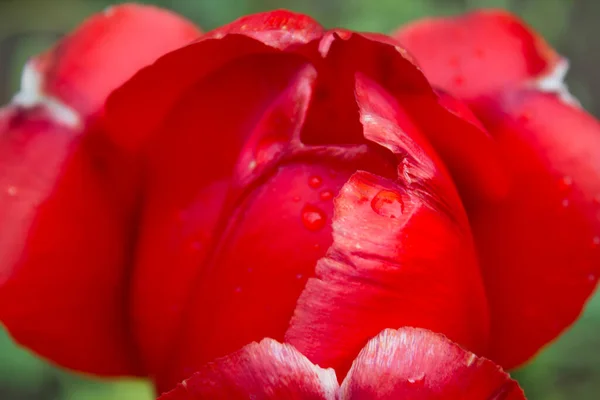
top-left (0, 0), bottom-right (599, 399)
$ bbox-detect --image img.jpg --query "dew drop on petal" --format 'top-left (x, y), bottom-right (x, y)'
top-left (319, 190), bottom-right (333, 201)
top-left (371, 190), bottom-right (404, 219)
top-left (6, 186), bottom-right (17, 197)
top-left (308, 175), bottom-right (323, 189)
top-left (301, 204), bottom-right (327, 231)
top-left (561, 198), bottom-right (570, 208)
top-left (234, 286), bottom-right (242, 294)
top-left (296, 273), bottom-right (303, 280)
top-left (292, 195), bottom-right (301, 203)
top-left (558, 176), bottom-right (573, 192)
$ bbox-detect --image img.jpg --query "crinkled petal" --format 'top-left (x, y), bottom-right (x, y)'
top-left (339, 327), bottom-right (526, 399)
top-left (467, 88), bottom-right (600, 368)
top-left (393, 10), bottom-right (560, 98)
top-left (26, 4), bottom-right (201, 118)
top-left (285, 170), bottom-right (490, 380)
top-left (157, 338), bottom-right (338, 400)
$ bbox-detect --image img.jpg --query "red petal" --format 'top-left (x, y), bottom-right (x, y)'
top-left (0, 106), bottom-right (140, 375)
top-left (203, 10), bottom-right (324, 49)
top-left (393, 10), bottom-right (560, 98)
top-left (302, 31), bottom-right (510, 203)
top-left (339, 327), bottom-right (526, 399)
top-left (157, 339), bottom-right (338, 400)
top-left (31, 4), bottom-right (200, 118)
top-left (128, 56), bottom-right (319, 385)
top-left (104, 34), bottom-right (281, 153)
top-left (467, 88), bottom-right (600, 368)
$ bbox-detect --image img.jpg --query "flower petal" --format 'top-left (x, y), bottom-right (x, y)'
top-left (393, 10), bottom-right (560, 98)
top-left (203, 10), bottom-right (324, 49)
top-left (25, 4), bottom-right (200, 118)
top-left (0, 4), bottom-right (197, 376)
top-left (467, 88), bottom-right (600, 368)
top-left (157, 338), bottom-right (338, 400)
top-left (339, 327), bottom-right (526, 399)
top-left (127, 56), bottom-right (319, 386)
top-left (285, 170), bottom-right (489, 378)
top-left (0, 106), bottom-right (140, 375)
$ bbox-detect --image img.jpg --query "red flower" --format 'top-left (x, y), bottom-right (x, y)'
top-left (0, 5), bottom-right (598, 399)
top-left (159, 327), bottom-right (525, 400)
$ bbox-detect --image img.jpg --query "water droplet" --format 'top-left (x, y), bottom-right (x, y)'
top-left (371, 190), bottom-right (404, 218)
top-left (308, 176), bottom-right (323, 189)
top-left (248, 160), bottom-right (257, 171)
top-left (6, 186), bottom-right (17, 197)
top-left (588, 274), bottom-right (597, 282)
top-left (292, 195), bottom-right (301, 203)
top-left (313, 243), bottom-right (321, 250)
top-left (234, 286), bottom-right (242, 294)
top-left (301, 204), bottom-right (327, 231)
top-left (407, 372), bottom-right (425, 384)
top-left (319, 190), bottom-right (333, 201)
top-left (295, 273), bottom-right (303, 280)
top-left (561, 199), bottom-right (570, 208)
top-left (558, 176), bottom-right (573, 192)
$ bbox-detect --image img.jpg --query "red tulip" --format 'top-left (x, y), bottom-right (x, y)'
top-left (393, 9), bottom-right (600, 369)
top-left (0, 4), bottom-right (201, 375)
top-left (159, 327), bottom-right (525, 400)
top-left (0, 6), bottom-right (597, 399)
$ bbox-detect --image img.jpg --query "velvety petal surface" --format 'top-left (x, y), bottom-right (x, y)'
top-left (0, 105), bottom-right (140, 375)
top-left (340, 327), bottom-right (526, 399)
top-left (393, 10), bottom-right (600, 368)
top-left (157, 338), bottom-right (338, 400)
top-left (468, 88), bottom-right (600, 368)
top-left (393, 10), bottom-right (560, 98)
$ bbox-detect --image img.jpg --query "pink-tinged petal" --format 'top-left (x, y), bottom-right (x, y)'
top-left (393, 10), bottom-right (560, 98)
top-left (340, 327), bottom-right (526, 399)
top-left (466, 88), bottom-right (600, 369)
top-left (203, 10), bottom-right (324, 49)
top-left (157, 339), bottom-right (338, 400)
top-left (0, 106), bottom-right (140, 375)
top-left (30, 4), bottom-right (200, 118)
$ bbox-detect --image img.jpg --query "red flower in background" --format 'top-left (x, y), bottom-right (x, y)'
top-left (0, 5), bottom-right (598, 399)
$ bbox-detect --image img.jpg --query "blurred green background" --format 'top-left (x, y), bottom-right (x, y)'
top-left (0, 0), bottom-right (599, 399)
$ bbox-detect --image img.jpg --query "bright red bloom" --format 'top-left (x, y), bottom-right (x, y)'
top-left (0, 5), bottom-right (597, 399)
top-left (159, 328), bottom-right (525, 400)
top-left (0, 4), bottom-right (201, 375)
